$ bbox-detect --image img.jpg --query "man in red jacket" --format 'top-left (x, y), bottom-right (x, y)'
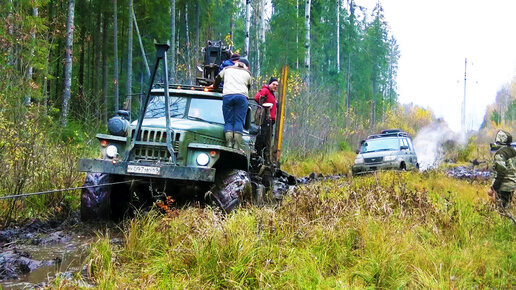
top-left (254, 77), bottom-right (278, 124)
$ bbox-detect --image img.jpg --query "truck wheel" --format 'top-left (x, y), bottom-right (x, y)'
top-left (80, 173), bottom-right (112, 221)
top-left (211, 169), bottom-right (252, 213)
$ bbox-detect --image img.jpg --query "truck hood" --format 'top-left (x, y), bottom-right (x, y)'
top-left (132, 118), bottom-right (224, 139)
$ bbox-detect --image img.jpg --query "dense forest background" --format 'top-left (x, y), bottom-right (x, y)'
top-left (0, 0), bottom-right (434, 149)
top-left (0, 0), bottom-right (436, 222)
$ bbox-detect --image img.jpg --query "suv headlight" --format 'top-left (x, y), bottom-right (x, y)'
top-left (196, 153), bottom-right (210, 166)
top-left (106, 145), bottom-right (118, 158)
top-left (354, 156), bottom-right (364, 164)
top-left (384, 155), bottom-right (396, 161)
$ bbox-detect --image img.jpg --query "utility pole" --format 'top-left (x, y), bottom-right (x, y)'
top-left (461, 58), bottom-right (467, 131)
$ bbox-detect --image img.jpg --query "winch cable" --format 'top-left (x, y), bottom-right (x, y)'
top-left (0, 180), bottom-right (139, 200)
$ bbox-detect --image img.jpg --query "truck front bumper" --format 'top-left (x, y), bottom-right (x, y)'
top-left (78, 159), bottom-right (216, 182)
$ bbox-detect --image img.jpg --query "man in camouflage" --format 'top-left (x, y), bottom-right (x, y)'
top-left (489, 130), bottom-right (516, 208)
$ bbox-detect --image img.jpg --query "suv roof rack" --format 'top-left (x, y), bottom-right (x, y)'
top-left (366, 130), bottom-right (409, 139)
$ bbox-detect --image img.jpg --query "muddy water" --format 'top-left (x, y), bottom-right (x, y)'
top-left (0, 215), bottom-right (99, 289)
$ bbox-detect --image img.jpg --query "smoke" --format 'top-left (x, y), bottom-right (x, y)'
top-left (413, 121), bottom-right (467, 170)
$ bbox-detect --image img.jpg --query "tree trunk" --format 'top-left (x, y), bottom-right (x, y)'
top-left (95, 7), bottom-right (102, 109)
top-left (169, 0), bottom-right (176, 83)
top-left (113, 0), bottom-right (119, 112)
top-left (25, 7), bottom-right (38, 105)
top-left (7, 0), bottom-right (13, 66)
top-left (336, 0), bottom-right (340, 74)
top-left (304, 0), bottom-right (311, 85)
top-left (346, 0), bottom-right (354, 113)
top-left (296, 0), bottom-right (299, 69)
top-left (61, 0), bottom-right (75, 127)
top-left (78, 27), bottom-right (85, 98)
top-left (185, 4), bottom-right (192, 84)
top-left (195, 2), bottom-right (200, 63)
top-left (102, 11), bottom-right (108, 123)
top-left (244, 0), bottom-right (250, 57)
top-left (125, 0), bottom-right (133, 110)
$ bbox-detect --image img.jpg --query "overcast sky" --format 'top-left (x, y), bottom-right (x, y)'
top-left (356, 0), bottom-right (516, 132)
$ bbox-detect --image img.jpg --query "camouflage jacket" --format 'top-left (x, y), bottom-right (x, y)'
top-left (492, 145), bottom-right (516, 192)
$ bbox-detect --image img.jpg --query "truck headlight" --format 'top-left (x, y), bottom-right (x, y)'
top-left (106, 145), bottom-right (118, 158)
top-left (354, 156), bottom-right (364, 164)
top-left (384, 155), bottom-right (396, 161)
top-left (196, 153), bottom-right (210, 166)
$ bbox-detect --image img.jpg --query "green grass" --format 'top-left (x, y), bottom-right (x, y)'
top-left (79, 166), bottom-right (515, 288)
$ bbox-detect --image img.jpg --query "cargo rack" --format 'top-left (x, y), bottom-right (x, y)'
top-left (154, 83), bottom-right (223, 93)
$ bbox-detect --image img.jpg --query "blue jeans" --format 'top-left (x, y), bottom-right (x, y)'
top-left (222, 94), bottom-right (248, 133)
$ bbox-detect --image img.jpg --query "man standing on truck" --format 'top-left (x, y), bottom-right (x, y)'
top-left (254, 77), bottom-right (279, 124)
top-left (489, 130), bottom-right (516, 208)
top-left (217, 53), bottom-right (240, 88)
top-left (211, 58), bottom-right (252, 151)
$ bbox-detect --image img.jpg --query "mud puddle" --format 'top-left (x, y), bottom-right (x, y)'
top-left (0, 213), bottom-right (102, 289)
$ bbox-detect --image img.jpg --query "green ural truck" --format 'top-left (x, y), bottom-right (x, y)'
top-left (78, 42), bottom-right (295, 220)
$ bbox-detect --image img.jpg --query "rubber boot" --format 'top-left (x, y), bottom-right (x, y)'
top-left (225, 131), bottom-right (234, 148)
top-left (234, 132), bottom-right (244, 152)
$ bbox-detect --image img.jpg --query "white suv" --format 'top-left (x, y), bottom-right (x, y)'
top-left (352, 129), bottom-right (419, 175)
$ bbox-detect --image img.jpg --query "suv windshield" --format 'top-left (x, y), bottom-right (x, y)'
top-left (144, 95), bottom-right (224, 124)
top-left (360, 138), bottom-right (399, 153)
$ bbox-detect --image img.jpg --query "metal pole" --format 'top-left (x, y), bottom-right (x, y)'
top-left (462, 58), bottom-right (467, 131)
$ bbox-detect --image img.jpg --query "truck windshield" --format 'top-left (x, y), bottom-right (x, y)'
top-left (144, 95), bottom-right (224, 124)
top-left (188, 98), bottom-right (224, 124)
top-left (360, 138), bottom-right (399, 153)
top-left (144, 95), bottom-right (187, 119)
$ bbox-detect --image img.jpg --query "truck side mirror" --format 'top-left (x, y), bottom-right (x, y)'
top-left (400, 145), bottom-right (409, 150)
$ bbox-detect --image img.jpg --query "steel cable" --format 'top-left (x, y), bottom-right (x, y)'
top-left (0, 180), bottom-right (138, 200)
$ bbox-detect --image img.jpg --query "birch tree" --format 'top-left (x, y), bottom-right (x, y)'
top-left (25, 6), bottom-right (38, 105)
top-left (61, 0), bottom-right (75, 126)
top-left (304, 0), bottom-right (311, 85)
top-left (244, 0), bottom-right (251, 57)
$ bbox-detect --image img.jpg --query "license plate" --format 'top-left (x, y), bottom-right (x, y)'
top-left (127, 165), bottom-right (161, 175)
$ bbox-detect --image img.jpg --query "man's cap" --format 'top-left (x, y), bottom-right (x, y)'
top-left (238, 58), bottom-right (250, 67)
top-left (268, 77), bottom-right (278, 85)
top-left (230, 53), bottom-right (240, 61)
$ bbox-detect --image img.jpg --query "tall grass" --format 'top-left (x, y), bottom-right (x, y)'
top-left (81, 169), bottom-right (515, 288)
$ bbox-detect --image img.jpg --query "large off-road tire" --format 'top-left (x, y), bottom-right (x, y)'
top-left (80, 173), bottom-right (131, 221)
top-left (80, 173), bottom-right (112, 221)
top-left (211, 169), bottom-right (252, 213)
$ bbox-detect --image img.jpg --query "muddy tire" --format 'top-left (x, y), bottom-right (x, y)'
top-left (80, 173), bottom-right (112, 221)
top-left (211, 169), bottom-right (252, 213)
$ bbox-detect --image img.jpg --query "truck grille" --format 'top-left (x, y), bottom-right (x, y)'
top-left (364, 157), bottom-right (383, 164)
top-left (131, 128), bottom-right (181, 161)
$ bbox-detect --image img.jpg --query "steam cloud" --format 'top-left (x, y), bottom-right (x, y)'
top-left (413, 121), bottom-right (466, 170)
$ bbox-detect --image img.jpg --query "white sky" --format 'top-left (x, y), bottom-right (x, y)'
top-left (356, 0), bottom-right (516, 132)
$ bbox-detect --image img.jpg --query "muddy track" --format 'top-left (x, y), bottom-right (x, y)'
top-left (0, 213), bottom-right (109, 289)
